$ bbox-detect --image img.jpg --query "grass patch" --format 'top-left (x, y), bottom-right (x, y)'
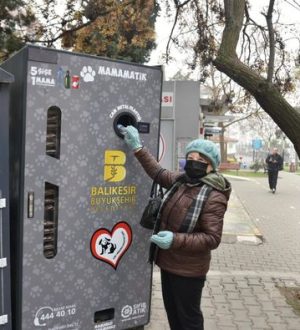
top-left (221, 170), bottom-right (267, 178)
top-left (277, 286), bottom-right (300, 316)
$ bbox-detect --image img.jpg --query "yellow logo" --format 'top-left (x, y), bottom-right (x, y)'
top-left (104, 150), bottom-right (126, 182)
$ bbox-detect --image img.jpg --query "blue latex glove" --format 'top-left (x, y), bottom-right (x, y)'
top-left (118, 125), bottom-right (142, 151)
top-left (150, 231), bottom-right (174, 250)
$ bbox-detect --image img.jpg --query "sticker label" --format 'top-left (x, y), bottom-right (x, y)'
top-left (30, 66), bottom-right (55, 87)
top-left (109, 104), bottom-right (142, 121)
top-left (95, 320), bottom-right (116, 329)
top-left (104, 150), bottom-right (126, 182)
top-left (98, 66), bottom-right (147, 81)
top-left (33, 305), bottom-right (77, 328)
top-left (121, 302), bottom-right (147, 323)
top-left (90, 222), bottom-right (132, 269)
top-left (90, 185), bottom-right (137, 212)
top-left (89, 150), bottom-right (137, 212)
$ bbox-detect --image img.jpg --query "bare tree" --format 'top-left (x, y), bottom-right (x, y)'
top-left (214, 0), bottom-right (300, 157)
top-left (164, 0), bottom-right (300, 157)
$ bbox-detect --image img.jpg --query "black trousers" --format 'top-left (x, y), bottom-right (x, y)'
top-left (268, 170), bottom-right (279, 190)
top-left (161, 269), bottom-right (205, 330)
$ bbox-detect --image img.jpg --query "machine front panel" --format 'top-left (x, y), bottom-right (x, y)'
top-left (22, 50), bottom-right (162, 329)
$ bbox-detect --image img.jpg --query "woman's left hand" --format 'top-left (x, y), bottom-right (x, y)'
top-left (150, 231), bottom-right (174, 249)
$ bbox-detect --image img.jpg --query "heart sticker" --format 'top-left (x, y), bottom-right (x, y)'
top-left (90, 222), bottom-right (132, 269)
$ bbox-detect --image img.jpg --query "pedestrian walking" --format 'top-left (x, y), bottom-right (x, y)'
top-left (265, 148), bottom-right (283, 193)
top-left (119, 125), bottom-right (231, 330)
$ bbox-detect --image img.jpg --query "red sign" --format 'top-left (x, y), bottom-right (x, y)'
top-left (72, 75), bottom-right (80, 89)
top-left (162, 92), bottom-right (173, 107)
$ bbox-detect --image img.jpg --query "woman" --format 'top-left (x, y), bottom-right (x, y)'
top-left (119, 125), bottom-right (231, 330)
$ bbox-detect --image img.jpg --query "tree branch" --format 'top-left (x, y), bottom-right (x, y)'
top-left (166, 6), bottom-right (180, 62)
top-left (214, 0), bottom-right (300, 154)
top-left (165, 0), bottom-right (192, 62)
top-left (264, 0), bottom-right (275, 82)
top-left (223, 110), bottom-right (261, 129)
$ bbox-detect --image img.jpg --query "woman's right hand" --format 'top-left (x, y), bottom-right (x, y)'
top-left (118, 125), bottom-right (142, 151)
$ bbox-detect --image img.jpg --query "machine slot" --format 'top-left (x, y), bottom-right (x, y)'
top-left (113, 112), bottom-right (137, 138)
top-left (46, 106), bottom-right (61, 159)
top-left (43, 183), bottom-right (59, 259)
top-left (94, 308), bottom-right (115, 323)
top-left (27, 192), bottom-right (34, 218)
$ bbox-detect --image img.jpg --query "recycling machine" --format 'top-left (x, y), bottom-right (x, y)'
top-left (0, 68), bottom-right (14, 330)
top-left (1, 45), bottom-right (162, 330)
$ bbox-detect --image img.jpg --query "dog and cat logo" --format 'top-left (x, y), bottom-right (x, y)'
top-left (90, 222), bottom-right (132, 269)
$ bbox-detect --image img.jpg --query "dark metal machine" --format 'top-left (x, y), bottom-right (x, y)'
top-left (1, 45), bottom-right (162, 330)
top-left (0, 68), bottom-right (14, 330)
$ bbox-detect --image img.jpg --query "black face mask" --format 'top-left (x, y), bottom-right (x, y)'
top-left (184, 160), bottom-right (208, 179)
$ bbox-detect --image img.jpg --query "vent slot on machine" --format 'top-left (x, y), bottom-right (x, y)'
top-left (43, 182), bottom-right (59, 259)
top-left (46, 106), bottom-right (61, 159)
top-left (94, 308), bottom-right (114, 323)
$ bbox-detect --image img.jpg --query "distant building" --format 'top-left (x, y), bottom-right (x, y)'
top-left (159, 81), bottom-right (236, 169)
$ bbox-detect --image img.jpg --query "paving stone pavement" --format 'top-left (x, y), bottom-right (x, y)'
top-left (145, 172), bottom-right (300, 330)
top-left (146, 270), bottom-right (300, 330)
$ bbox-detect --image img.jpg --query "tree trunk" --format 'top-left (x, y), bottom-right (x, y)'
top-left (214, 0), bottom-right (300, 158)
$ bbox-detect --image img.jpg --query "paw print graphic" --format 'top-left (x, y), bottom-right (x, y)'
top-left (80, 66), bottom-right (96, 82)
top-left (30, 285), bottom-right (42, 298)
top-left (24, 163), bottom-right (35, 177)
top-left (54, 260), bottom-right (66, 273)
